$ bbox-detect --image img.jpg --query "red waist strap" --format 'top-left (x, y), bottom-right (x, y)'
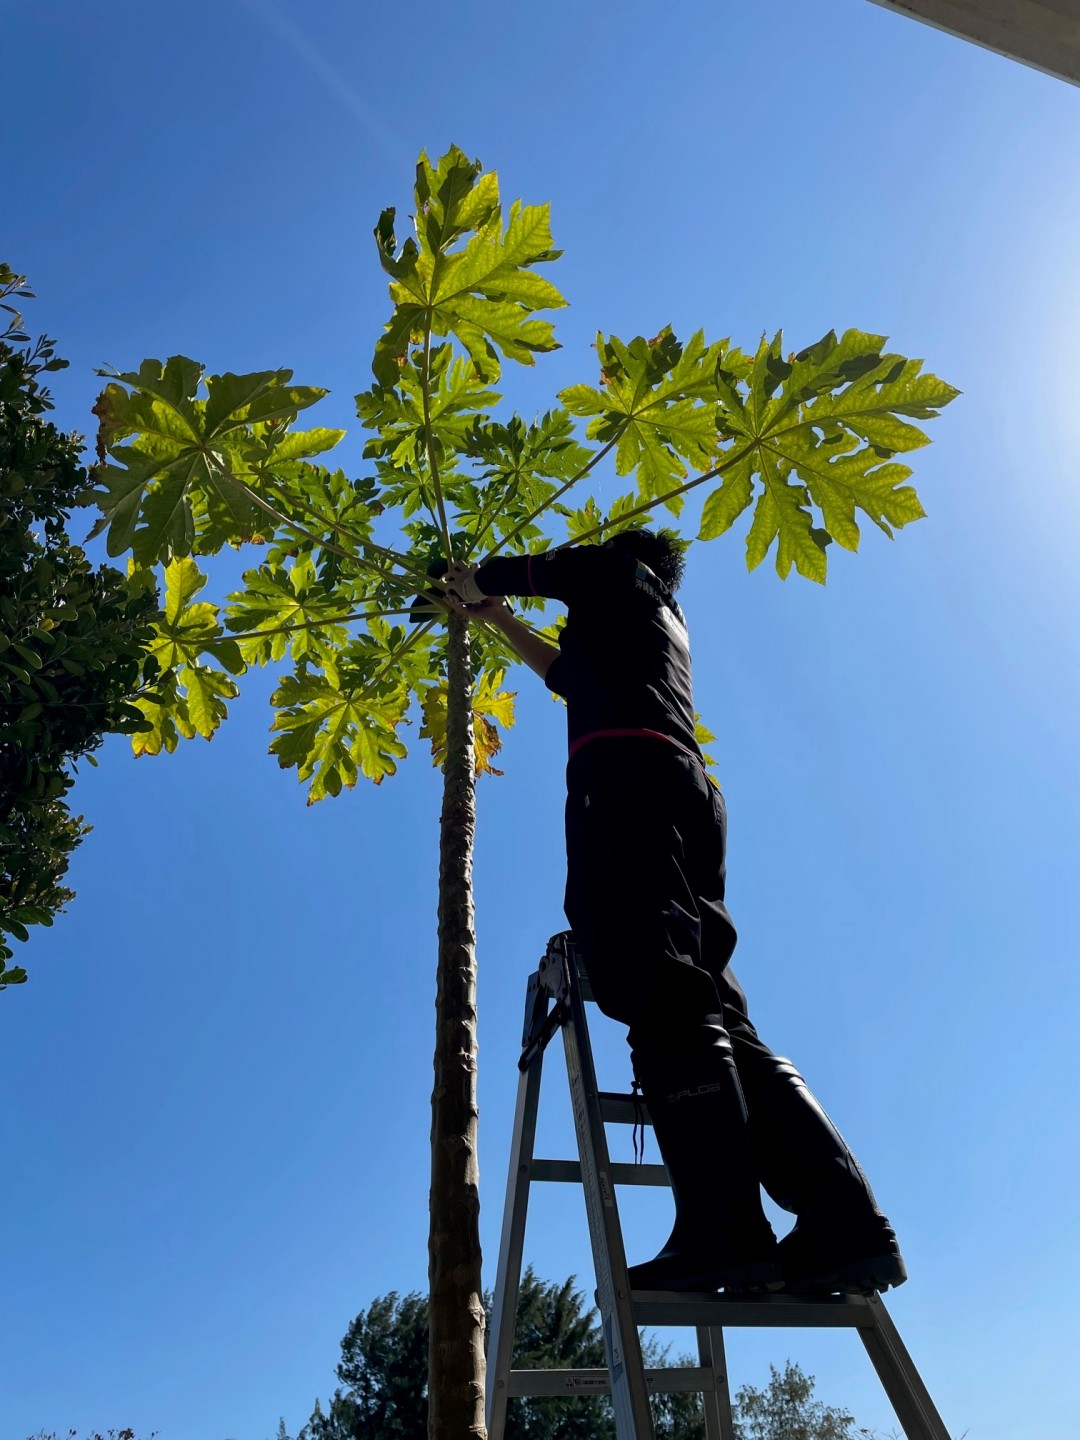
top-left (568, 727), bottom-right (699, 763)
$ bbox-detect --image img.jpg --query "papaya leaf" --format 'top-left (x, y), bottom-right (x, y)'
top-left (559, 328), bottom-right (723, 509)
top-left (128, 558), bottom-right (244, 747)
top-left (224, 558), bottom-right (359, 665)
top-left (270, 671), bottom-right (410, 799)
top-left (698, 451), bottom-right (756, 540)
top-left (92, 360), bottom-right (332, 564)
top-left (694, 714), bottom-right (720, 774)
top-left (689, 330), bottom-right (958, 579)
top-left (374, 153), bottom-right (567, 386)
top-left (418, 668), bottom-right (517, 777)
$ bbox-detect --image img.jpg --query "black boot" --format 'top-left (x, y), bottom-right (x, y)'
top-left (741, 1057), bottom-right (906, 1295)
top-left (627, 1030), bottom-right (781, 1293)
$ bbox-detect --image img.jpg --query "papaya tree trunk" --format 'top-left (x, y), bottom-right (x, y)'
top-left (429, 610), bottom-right (486, 1439)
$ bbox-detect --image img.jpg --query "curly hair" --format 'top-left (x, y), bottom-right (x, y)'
top-left (606, 527), bottom-right (687, 592)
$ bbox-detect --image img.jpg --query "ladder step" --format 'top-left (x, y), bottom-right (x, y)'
top-left (599, 1090), bottom-right (653, 1125)
top-left (632, 1291), bottom-right (876, 1329)
top-left (532, 1159), bottom-right (669, 1186)
top-left (506, 1366), bottom-right (714, 1398)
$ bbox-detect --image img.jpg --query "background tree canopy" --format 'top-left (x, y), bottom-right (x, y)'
top-left (282, 1271), bottom-right (882, 1440)
top-left (0, 266), bottom-right (158, 989)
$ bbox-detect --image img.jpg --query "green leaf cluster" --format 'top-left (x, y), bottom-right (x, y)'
top-left (562, 328), bottom-right (726, 508)
top-left (699, 328), bottom-right (959, 580)
top-left (0, 265), bottom-right (159, 985)
top-left (371, 146), bottom-right (565, 386)
top-left (90, 145), bottom-right (957, 807)
top-left (561, 324), bottom-right (958, 582)
top-left (92, 357), bottom-right (340, 562)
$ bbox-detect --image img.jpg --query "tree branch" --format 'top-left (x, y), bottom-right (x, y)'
top-left (422, 327), bottom-right (454, 560)
top-left (225, 603), bottom-right (442, 647)
top-left (206, 451), bottom-right (437, 597)
top-left (479, 432), bottom-right (624, 563)
top-left (258, 477), bottom-right (432, 588)
top-left (356, 616), bottom-right (439, 704)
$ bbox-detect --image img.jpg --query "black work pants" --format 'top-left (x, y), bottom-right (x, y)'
top-left (562, 738), bottom-right (776, 1073)
top-left (563, 737), bottom-right (884, 1229)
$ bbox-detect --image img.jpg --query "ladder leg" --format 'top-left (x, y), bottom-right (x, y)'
top-left (697, 1326), bottom-right (738, 1440)
top-left (857, 1293), bottom-right (953, 1440)
top-left (485, 1047), bottom-right (545, 1440)
top-left (561, 950), bottom-right (656, 1440)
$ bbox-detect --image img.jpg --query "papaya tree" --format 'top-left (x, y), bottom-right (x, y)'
top-left (89, 145), bottom-right (957, 1439)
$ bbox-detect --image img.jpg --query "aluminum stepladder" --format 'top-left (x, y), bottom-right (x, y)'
top-left (486, 931), bottom-right (953, 1440)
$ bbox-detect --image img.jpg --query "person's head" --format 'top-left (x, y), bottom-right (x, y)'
top-left (604, 527), bottom-right (687, 592)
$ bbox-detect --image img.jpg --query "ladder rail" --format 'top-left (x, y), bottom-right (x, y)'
top-left (485, 980), bottom-right (547, 1440)
top-left (560, 940), bottom-right (657, 1440)
top-left (857, 1293), bottom-right (954, 1440)
top-left (697, 1326), bottom-right (737, 1440)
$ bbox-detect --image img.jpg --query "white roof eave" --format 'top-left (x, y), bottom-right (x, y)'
top-left (867, 0), bottom-right (1080, 86)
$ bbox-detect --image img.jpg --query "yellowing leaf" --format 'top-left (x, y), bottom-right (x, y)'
top-left (419, 670), bottom-right (517, 777)
top-left (693, 713), bottom-right (721, 784)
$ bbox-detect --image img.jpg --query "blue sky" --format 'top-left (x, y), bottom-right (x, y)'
top-left (4, 2), bottom-right (1079, 1437)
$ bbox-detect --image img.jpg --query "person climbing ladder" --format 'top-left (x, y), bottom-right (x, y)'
top-left (445, 530), bottom-right (906, 1295)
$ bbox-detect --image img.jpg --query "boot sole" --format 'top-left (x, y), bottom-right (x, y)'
top-left (629, 1259), bottom-right (783, 1294)
top-left (783, 1251), bottom-right (908, 1296)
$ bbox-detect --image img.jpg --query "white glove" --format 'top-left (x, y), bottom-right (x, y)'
top-left (445, 562), bottom-right (488, 605)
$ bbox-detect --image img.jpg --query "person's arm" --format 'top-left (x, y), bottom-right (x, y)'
top-left (458, 595), bottom-right (559, 681)
top-left (446, 547), bottom-right (632, 606)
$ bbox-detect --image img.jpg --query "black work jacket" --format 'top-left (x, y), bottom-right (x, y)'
top-left (475, 547), bottom-right (702, 760)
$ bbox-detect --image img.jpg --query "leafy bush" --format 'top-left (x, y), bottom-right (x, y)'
top-left (0, 265), bottom-right (158, 989)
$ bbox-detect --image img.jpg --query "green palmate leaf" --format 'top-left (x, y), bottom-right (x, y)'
top-left (151, 557), bottom-right (244, 675)
top-left (162, 552), bottom-right (204, 622)
top-left (180, 663), bottom-right (238, 738)
top-left (430, 203), bottom-right (564, 308)
top-left (92, 359), bottom-right (333, 564)
top-left (270, 672), bottom-right (410, 800)
top-left (693, 714), bottom-right (719, 772)
top-left (553, 488), bottom-right (642, 545)
top-left (693, 329), bottom-right (958, 580)
top-left (259, 426), bottom-right (348, 465)
top-left (746, 452), bottom-right (829, 583)
top-left (557, 497), bottom-right (605, 543)
top-left (201, 370), bottom-right (327, 434)
top-left (225, 557), bottom-right (357, 664)
top-left (127, 557), bottom-right (244, 749)
top-left (771, 432), bottom-right (924, 548)
top-left (358, 344), bottom-right (500, 473)
top-left (373, 148), bottom-right (568, 386)
top-left (419, 669), bottom-right (517, 777)
top-left (698, 450), bottom-right (756, 539)
top-left (130, 670), bottom-right (232, 752)
top-left (416, 149), bottom-right (500, 248)
top-left (457, 409), bottom-right (591, 554)
top-left (93, 356), bottom-right (203, 447)
top-left (438, 293), bottom-right (560, 381)
top-left (255, 464), bottom-right (387, 591)
top-left (560, 328), bottom-right (724, 511)
top-left (130, 685), bottom-right (193, 755)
